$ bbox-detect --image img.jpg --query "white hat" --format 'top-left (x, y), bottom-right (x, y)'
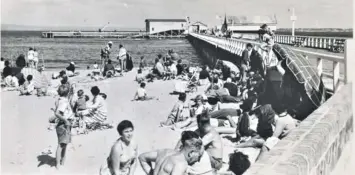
top-left (226, 78), bottom-right (232, 83)
top-left (70, 62), bottom-right (75, 65)
top-left (202, 94), bottom-right (208, 100)
top-left (108, 41), bottom-right (113, 45)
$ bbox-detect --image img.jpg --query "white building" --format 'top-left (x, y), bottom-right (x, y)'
top-left (188, 21), bottom-right (208, 33)
top-left (145, 19), bottom-right (187, 35)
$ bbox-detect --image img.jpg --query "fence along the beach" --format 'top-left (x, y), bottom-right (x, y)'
top-left (189, 33), bottom-right (350, 93)
top-left (274, 34), bottom-right (347, 50)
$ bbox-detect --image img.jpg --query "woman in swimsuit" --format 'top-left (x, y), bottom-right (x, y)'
top-left (101, 120), bottom-right (138, 175)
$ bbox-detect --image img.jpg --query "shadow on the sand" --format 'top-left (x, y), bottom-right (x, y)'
top-left (37, 155), bottom-right (56, 167)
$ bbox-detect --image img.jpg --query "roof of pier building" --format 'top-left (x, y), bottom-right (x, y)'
top-left (226, 15), bottom-right (277, 26)
top-left (190, 21), bottom-right (208, 27)
top-left (145, 19), bottom-right (187, 23)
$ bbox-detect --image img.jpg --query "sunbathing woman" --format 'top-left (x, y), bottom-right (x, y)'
top-left (100, 120), bottom-right (138, 175)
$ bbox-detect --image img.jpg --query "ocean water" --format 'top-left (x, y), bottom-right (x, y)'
top-left (1, 31), bottom-right (202, 69)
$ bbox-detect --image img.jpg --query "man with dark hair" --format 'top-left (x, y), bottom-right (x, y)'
top-left (228, 152), bottom-right (251, 175)
top-left (138, 131), bottom-right (204, 175)
top-left (103, 59), bottom-right (115, 77)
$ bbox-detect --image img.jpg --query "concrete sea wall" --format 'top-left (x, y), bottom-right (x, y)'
top-left (187, 34), bottom-right (354, 175)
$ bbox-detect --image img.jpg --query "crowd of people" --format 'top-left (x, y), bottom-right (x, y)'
top-left (0, 23), bottom-right (321, 174)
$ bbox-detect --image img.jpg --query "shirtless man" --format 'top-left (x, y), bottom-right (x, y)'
top-left (175, 112), bottom-right (224, 171)
top-left (138, 131), bottom-right (203, 175)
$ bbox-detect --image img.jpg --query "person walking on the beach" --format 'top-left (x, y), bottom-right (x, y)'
top-left (100, 120), bottom-right (139, 175)
top-left (101, 41), bottom-right (113, 72)
top-left (33, 48), bottom-right (39, 69)
top-left (138, 131), bottom-right (204, 175)
top-left (27, 47), bottom-right (35, 68)
top-left (53, 85), bottom-right (74, 169)
top-left (118, 44), bottom-right (127, 76)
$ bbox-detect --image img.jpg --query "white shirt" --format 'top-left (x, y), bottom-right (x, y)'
top-left (33, 51), bottom-right (39, 62)
top-left (118, 48), bottom-right (127, 59)
top-left (27, 50), bottom-right (34, 61)
top-left (93, 64), bottom-right (99, 69)
top-left (137, 87), bottom-right (146, 98)
top-left (0, 61), bottom-right (4, 71)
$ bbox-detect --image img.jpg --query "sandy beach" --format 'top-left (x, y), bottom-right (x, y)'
top-left (1, 68), bottom-right (208, 175)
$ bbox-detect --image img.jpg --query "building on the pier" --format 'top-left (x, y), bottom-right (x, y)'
top-left (188, 21), bottom-right (208, 34)
top-left (216, 15), bottom-right (277, 39)
top-left (145, 19), bottom-right (187, 35)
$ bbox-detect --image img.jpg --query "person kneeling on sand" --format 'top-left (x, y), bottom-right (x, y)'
top-left (160, 93), bottom-right (188, 127)
top-left (77, 86), bottom-right (108, 125)
top-left (138, 131), bottom-right (204, 175)
top-left (132, 82), bottom-right (157, 101)
top-left (19, 75), bottom-right (35, 95)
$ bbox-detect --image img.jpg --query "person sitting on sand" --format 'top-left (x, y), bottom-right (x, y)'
top-left (198, 65), bottom-right (211, 86)
top-left (153, 56), bottom-right (165, 78)
top-left (223, 78), bottom-right (239, 97)
top-left (139, 56), bottom-right (147, 70)
top-left (66, 62), bottom-right (76, 77)
top-left (135, 69), bottom-right (145, 84)
top-left (103, 59), bottom-right (116, 78)
top-left (78, 86), bottom-right (108, 125)
top-left (132, 82), bottom-right (156, 101)
top-left (255, 107), bottom-right (299, 161)
top-left (100, 120), bottom-right (138, 175)
top-left (53, 85), bottom-right (75, 169)
top-left (176, 59), bottom-right (184, 76)
top-left (170, 95), bottom-right (208, 130)
top-left (138, 131), bottom-right (204, 175)
top-left (19, 75), bottom-right (35, 95)
top-left (160, 93), bottom-right (187, 127)
top-left (93, 62), bottom-right (99, 69)
top-left (2, 60), bottom-right (12, 79)
top-left (175, 112), bottom-right (223, 172)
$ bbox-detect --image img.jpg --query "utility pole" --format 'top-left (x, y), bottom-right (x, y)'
top-left (290, 7), bottom-right (297, 39)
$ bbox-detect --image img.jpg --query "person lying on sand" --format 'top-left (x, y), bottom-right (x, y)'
top-left (175, 112), bottom-right (224, 172)
top-left (100, 120), bottom-right (138, 175)
top-left (160, 93), bottom-right (187, 127)
top-left (138, 131), bottom-right (204, 175)
top-left (132, 82), bottom-right (157, 101)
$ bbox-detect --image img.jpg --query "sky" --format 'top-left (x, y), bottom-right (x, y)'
top-left (1, 0), bottom-right (353, 29)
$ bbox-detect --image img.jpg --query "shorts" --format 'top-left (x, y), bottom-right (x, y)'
top-left (56, 122), bottom-right (71, 144)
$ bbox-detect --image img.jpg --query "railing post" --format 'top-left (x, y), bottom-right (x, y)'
top-left (333, 61), bottom-right (340, 92)
top-left (317, 57), bottom-right (323, 77)
top-left (345, 39), bottom-right (355, 84)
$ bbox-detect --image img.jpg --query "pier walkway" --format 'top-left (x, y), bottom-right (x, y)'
top-left (187, 33), bottom-right (354, 175)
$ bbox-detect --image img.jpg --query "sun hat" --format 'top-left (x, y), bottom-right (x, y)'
top-left (70, 62), bottom-right (75, 65)
top-left (108, 41), bottom-right (113, 45)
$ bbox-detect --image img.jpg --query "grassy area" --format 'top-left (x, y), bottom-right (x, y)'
top-left (276, 28), bottom-right (353, 38)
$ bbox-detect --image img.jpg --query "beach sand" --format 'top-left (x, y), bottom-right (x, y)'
top-left (1, 68), bottom-right (212, 175)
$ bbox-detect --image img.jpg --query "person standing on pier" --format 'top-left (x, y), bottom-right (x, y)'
top-left (101, 41), bottom-right (113, 73)
top-left (118, 44), bottom-right (127, 76)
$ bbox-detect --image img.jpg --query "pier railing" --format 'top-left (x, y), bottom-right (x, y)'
top-left (189, 33), bottom-right (354, 93)
top-left (274, 34), bottom-right (347, 51)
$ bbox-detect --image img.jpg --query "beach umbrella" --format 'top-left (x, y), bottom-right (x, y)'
top-left (21, 67), bottom-right (50, 88)
top-left (272, 44), bottom-right (326, 107)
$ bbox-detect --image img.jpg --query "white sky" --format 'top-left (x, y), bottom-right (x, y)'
top-left (1, 0), bottom-right (353, 28)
